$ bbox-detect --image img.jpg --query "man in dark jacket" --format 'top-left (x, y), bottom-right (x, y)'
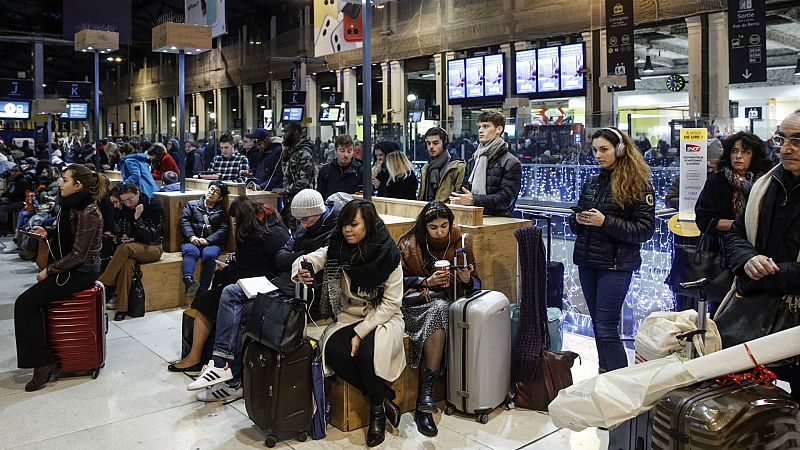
top-left (179, 181), bottom-right (230, 295)
top-left (0, 165), bottom-right (32, 236)
top-left (722, 110), bottom-right (800, 400)
top-left (451, 111), bottom-right (521, 216)
top-left (280, 122), bottom-right (315, 230)
top-left (316, 134), bottom-right (363, 199)
top-left (184, 140), bottom-right (204, 179)
top-left (249, 129), bottom-right (284, 192)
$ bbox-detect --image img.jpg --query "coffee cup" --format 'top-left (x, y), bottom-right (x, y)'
top-left (434, 260), bottom-right (451, 288)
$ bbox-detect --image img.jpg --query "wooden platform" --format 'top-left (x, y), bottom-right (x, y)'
top-left (380, 214), bottom-right (416, 241)
top-left (139, 252), bottom-right (194, 312)
top-left (153, 190), bottom-right (207, 253)
top-left (359, 195), bottom-right (484, 227)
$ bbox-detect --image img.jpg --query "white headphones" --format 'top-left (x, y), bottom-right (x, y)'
top-left (602, 127), bottom-right (627, 158)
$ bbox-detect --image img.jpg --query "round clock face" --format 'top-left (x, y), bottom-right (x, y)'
top-left (666, 74), bottom-right (686, 92)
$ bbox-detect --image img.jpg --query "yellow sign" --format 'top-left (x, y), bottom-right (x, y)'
top-left (679, 128), bottom-right (707, 141)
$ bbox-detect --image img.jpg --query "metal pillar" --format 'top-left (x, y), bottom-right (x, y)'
top-left (179, 50), bottom-right (186, 193)
top-left (94, 50), bottom-right (101, 154)
top-left (362, 0), bottom-right (373, 199)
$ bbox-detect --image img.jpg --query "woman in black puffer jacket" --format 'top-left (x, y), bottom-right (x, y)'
top-left (569, 127), bottom-right (655, 373)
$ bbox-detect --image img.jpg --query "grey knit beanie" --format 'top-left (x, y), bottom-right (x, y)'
top-left (291, 189), bottom-right (326, 219)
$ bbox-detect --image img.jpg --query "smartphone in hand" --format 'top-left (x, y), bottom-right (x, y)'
top-left (570, 206), bottom-right (584, 214)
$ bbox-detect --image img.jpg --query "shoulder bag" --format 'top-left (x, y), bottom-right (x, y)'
top-left (666, 223), bottom-right (734, 302)
top-left (244, 291), bottom-right (306, 354)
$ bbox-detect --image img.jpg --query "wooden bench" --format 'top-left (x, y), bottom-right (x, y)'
top-left (380, 214), bottom-right (416, 241)
top-left (153, 190), bottom-right (208, 253)
top-left (139, 252), bottom-right (227, 312)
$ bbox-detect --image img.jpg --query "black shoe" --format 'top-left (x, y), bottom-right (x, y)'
top-left (367, 404), bottom-right (386, 447)
top-left (25, 362), bottom-right (59, 392)
top-left (417, 368), bottom-right (438, 414)
top-left (167, 361), bottom-right (204, 373)
top-left (114, 311), bottom-right (126, 321)
top-left (414, 410), bottom-right (438, 437)
top-left (183, 275), bottom-right (200, 296)
top-left (384, 396), bottom-right (401, 429)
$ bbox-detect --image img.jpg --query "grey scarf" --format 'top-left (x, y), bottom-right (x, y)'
top-left (425, 152), bottom-right (450, 200)
top-left (468, 137), bottom-right (508, 195)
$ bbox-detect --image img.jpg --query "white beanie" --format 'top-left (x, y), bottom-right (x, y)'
top-left (291, 189), bottom-right (326, 219)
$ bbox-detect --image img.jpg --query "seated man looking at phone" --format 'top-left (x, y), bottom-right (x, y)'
top-left (203, 133), bottom-right (249, 182)
top-left (316, 134), bottom-right (364, 199)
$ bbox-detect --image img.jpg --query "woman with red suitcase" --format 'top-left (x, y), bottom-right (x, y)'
top-left (14, 164), bottom-right (107, 391)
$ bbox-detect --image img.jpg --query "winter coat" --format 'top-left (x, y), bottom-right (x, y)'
top-left (695, 172), bottom-right (737, 236)
top-left (184, 151), bottom-right (204, 179)
top-left (179, 196), bottom-right (229, 246)
top-left (282, 138), bottom-right (316, 201)
top-left (120, 194), bottom-right (164, 246)
top-left (254, 142), bottom-right (284, 191)
top-left (151, 152), bottom-right (181, 180)
top-left (381, 173), bottom-right (418, 200)
top-left (569, 169), bottom-right (656, 272)
top-left (120, 153), bottom-right (158, 198)
top-left (216, 216), bottom-right (290, 286)
top-left (1, 172), bottom-right (31, 203)
top-left (461, 146), bottom-right (522, 217)
top-left (418, 158), bottom-right (466, 202)
top-left (317, 159), bottom-right (364, 199)
top-left (292, 247), bottom-right (406, 382)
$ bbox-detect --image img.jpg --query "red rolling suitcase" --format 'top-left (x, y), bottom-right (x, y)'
top-left (45, 281), bottom-right (107, 379)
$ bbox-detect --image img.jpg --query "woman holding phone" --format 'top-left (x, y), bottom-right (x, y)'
top-left (569, 127), bottom-right (655, 373)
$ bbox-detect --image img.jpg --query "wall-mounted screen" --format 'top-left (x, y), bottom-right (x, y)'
top-left (281, 107), bottom-right (304, 122)
top-left (61, 101), bottom-right (89, 120)
top-left (537, 47), bottom-right (560, 93)
top-left (447, 59), bottom-right (466, 100)
top-left (408, 111), bottom-right (422, 123)
top-left (465, 57), bottom-right (484, 98)
top-left (560, 43), bottom-right (585, 92)
top-left (319, 106), bottom-right (342, 122)
top-left (515, 49), bottom-right (537, 95)
top-left (483, 54), bottom-right (504, 96)
top-left (0, 100), bottom-right (31, 119)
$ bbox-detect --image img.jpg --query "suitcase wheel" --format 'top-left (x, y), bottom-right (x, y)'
top-left (477, 413), bottom-right (489, 424)
top-left (444, 404), bottom-right (455, 416)
top-left (92, 369), bottom-right (100, 379)
top-left (264, 436), bottom-right (277, 448)
top-left (297, 432), bottom-right (307, 443)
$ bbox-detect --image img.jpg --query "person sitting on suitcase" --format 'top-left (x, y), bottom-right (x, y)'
top-left (99, 183), bottom-right (164, 321)
top-left (397, 200), bottom-right (479, 436)
top-left (175, 199), bottom-right (289, 403)
top-left (179, 181), bottom-right (230, 296)
top-left (14, 164), bottom-right (108, 391)
top-left (292, 200), bottom-right (406, 447)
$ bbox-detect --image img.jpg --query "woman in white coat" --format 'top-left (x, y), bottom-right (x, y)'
top-left (293, 199), bottom-right (405, 447)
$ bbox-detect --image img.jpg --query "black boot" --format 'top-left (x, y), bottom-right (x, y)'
top-left (367, 404), bottom-right (386, 447)
top-left (25, 362), bottom-right (59, 392)
top-left (414, 410), bottom-right (438, 437)
top-left (414, 368), bottom-right (439, 436)
top-left (384, 386), bottom-right (401, 428)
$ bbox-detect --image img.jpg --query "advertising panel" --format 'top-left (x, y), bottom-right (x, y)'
top-left (483, 54), bottom-right (504, 96)
top-left (537, 47), bottom-right (560, 93)
top-left (185, 0), bottom-right (227, 38)
top-left (678, 128), bottom-right (708, 221)
top-left (515, 49), bottom-right (537, 95)
top-left (606, 0), bottom-right (635, 91)
top-left (465, 57), bottom-right (484, 98)
top-left (447, 59), bottom-right (466, 100)
top-left (560, 44), bottom-right (585, 91)
top-left (313, 0), bottom-right (362, 57)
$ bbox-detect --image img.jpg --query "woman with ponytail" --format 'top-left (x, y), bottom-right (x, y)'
top-left (14, 164), bottom-right (107, 391)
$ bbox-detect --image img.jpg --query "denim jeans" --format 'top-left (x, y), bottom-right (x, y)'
top-left (212, 283), bottom-right (251, 382)
top-left (16, 210), bottom-right (35, 231)
top-left (578, 266), bottom-right (633, 372)
top-left (180, 243), bottom-right (221, 291)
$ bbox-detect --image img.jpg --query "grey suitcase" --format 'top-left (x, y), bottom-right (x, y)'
top-left (444, 290), bottom-right (512, 423)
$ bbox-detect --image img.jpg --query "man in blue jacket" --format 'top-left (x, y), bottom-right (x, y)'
top-left (119, 143), bottom-right (158, 198)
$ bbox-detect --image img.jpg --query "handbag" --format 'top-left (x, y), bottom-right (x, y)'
top-left (402, 288), bottom-right (430, 308)
top-left (513, 348), bottom-right (580, 411)
top-left (244, 291), bottom-right (306, 354)
top-left (127, 267), bottom-right (145, 318)
top-left (666, 223), bottom-right (734, 302)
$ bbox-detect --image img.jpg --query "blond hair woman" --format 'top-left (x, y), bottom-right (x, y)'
top-left (379, 151), bottom-right (418, 200)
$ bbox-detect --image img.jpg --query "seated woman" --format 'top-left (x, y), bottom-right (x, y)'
top-left (293, 200), bottom-right (405, 447)
top-left (98, 184), bottom-right (125, 275)
top-left (14, 164), bottom-right (107, 391)
top-left (397, 200), bottom-right (479, 436)
top-left (382, 151), bottom-right (419, 200)
top-left (171, 199), bottom-right (288, 402)
top-left (146, 143), bottom-right (180, 180)
top-left (179, 181), bottom-right (230, 296)
top-left (99, 183), bottom-right (164, 321)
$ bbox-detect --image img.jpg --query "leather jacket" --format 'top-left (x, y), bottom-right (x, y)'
top-left (46, 203), bottom-right (103, 275)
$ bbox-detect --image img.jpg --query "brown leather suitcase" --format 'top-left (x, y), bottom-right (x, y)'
top-left (243, 339), bottom-right (313, 448)
top-left (45, 281), bottom-right (107, 379)
top-left (651, 380), bottom-right (800, 449)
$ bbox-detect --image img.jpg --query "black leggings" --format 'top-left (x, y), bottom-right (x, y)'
top-left (14, 271), bottom-right (97, 368)
top-left (325, 323), bottom-right (386, 406)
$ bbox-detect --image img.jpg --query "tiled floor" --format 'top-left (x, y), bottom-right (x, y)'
top-left (0, 236), bottom-right (609, 450)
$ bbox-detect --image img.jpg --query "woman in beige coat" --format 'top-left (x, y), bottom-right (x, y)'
top-left (293, 199), bottom-right (405, 447)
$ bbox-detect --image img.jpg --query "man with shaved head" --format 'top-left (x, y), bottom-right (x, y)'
top-left (721, 110), bottom-right (800, 401)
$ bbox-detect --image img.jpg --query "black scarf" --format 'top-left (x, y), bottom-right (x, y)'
top-left (425, 152), bottom-right (450, 200)
top-left (55, 190), bottom-right (93, 259)
top-left (319, 219), bottom-right (401, 318)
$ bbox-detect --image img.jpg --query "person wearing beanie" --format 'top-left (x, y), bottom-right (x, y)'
top-left (316, 135), bottom-right (364, 200)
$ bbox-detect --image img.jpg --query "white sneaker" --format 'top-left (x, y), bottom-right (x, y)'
top-left (187, 360), bottom-right (232, 391)
top-left (197, 381), bottom-right (243, 402)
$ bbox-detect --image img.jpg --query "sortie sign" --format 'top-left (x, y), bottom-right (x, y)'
top-left (728, 0), bottom-right (766, 84)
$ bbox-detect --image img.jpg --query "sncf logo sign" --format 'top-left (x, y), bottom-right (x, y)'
top-left (686, 144), bottom-right (702, 153)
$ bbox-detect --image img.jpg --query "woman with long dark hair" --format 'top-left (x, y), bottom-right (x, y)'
top-left (146, 142), bottom-right (180, 180)
top-left (397, 200), bottom-right (478, 436)
top-left (293, 200), bottom-right (405, 447)
top-left (569, 127), bottom-right (655, 373)
top-left (14, 164), bottom-right (107, 391)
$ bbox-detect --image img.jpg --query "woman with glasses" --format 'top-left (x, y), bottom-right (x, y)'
top-left (178, 182), bottom-right (230, 296)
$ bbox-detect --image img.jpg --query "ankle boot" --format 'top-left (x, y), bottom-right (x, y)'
top-left (414, 410), bottom-right (438, 437)
top-left (417, 368), bottom-right (438, 414)
top-left (25, 362), bottom-right (59, 392)
top-left (383, 386), bottom-right (401, 428)
top-left (367, 404), bottom-right (386, 447)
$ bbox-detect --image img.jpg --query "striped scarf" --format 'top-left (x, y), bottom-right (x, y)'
top-left (512, 226), bottom-right (548, 382)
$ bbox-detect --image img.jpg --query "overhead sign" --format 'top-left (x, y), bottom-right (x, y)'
top-left (728, 0), bottom-right (766, 84)
top-left (57, 81), bottom-right (92, 100)
top-left (744, 106), bottom-right (762, 120)
top-left (0, 100), bottom-right (31, 119)
top-left (678, 128), bottom-right (708, 221)
top-left (606, 0), bottom-right (635, 92)
top-left (0, 78), bottom-right (33, 99)
top-left (185, 0), bottom-right (227, 38)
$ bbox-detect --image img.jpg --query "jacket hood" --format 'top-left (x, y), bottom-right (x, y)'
top-left (126, 153), bottom-right (150, 163)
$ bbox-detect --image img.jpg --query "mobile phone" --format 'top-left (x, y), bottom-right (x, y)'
top-left (570, 206), bottom-right (584, 214)
top-left (20, 230), bottom-right (45, 240)
top-left (301, 260), bottom-right (314, 274)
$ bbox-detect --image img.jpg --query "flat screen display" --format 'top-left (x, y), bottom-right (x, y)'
top-left (537, 47), bottom-right (560, 93)
top-left (560, 43), bottom-right (585, 91)
top-left (0, 100), bottom-right (31, 119)
top-left (483, 54), bottom-right (504, 96)
top-left (319, 106), bottom-right (342, 122)
top-left (281, 107), bottom-right (304, 122)
top-left (515, 49), bottom-right (537, 94)
top-left (447, 59), bottom-right (466, 100)
top-left (408, 111), bottom-right (422, 123)
top-left (465, 57), bottom-right (484, 98)
top-left (61, 101), bottom-right (89, 120)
